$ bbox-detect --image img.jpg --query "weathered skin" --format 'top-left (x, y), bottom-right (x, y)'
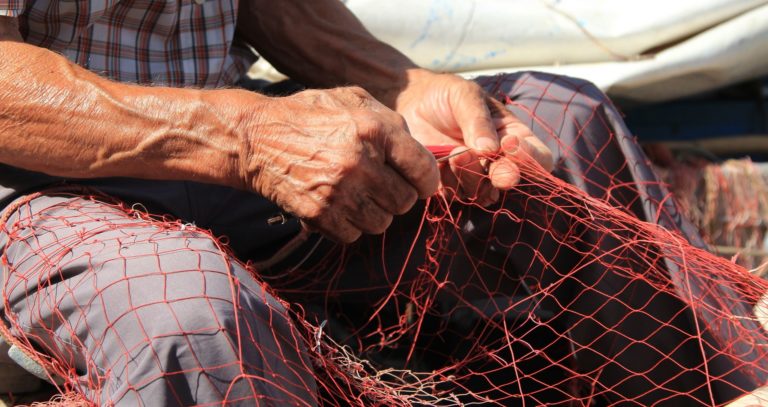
top-left (0, 0), bottom-right (552, 243)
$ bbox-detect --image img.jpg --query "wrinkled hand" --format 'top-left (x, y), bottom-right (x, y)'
top-left (395, 71), bottom-right (554, 206)
top-left (242, 87), bottom-right (439, 243)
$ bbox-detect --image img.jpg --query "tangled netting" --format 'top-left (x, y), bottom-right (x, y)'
top-left (2, 75), bottom-right (768, 406)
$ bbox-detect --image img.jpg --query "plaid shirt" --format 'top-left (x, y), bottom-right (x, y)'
top-left (0, 0), bottom-right (255, 87)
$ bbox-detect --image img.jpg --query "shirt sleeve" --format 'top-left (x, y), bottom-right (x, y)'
top-left (0, 0), bottom-right (25, 17)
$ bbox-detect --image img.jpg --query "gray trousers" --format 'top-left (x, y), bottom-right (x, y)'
top-left (0, 72), bottom-right (753, 406)
top-left (0, 192), bottom-right (316, 406)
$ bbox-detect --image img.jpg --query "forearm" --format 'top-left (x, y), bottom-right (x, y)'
top-left (0, 38), bottom-right (262, 188)
top-left (237, 0), bottom-right (426, 108)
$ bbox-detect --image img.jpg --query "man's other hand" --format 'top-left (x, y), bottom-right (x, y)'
top-left (243, 87), bottom-right (439, 243)
top-left (394, 71), bottom-right (554, 207)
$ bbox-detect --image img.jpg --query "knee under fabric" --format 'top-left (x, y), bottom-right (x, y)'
top-left (5, 340), bottom-right (60, 385)
top-left (0, 334), bottom-right (45, 393)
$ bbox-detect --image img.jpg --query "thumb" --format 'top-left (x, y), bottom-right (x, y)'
top-left (451, 87), bottom-right (500, 155)
top-left (385, 123), bottom-right (440, 199)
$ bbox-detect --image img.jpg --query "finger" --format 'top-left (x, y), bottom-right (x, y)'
top-left (475, 177), bottom-right (500, 207)
top-left (385, 124), bottom-right (440, 199)
top-left (481, 185), bottom-right (500, 207)
top-left (501, 130), bottom-right (554, 172)
top-left (493, 121), bottom-right (526, 189)
top-left (310, 212), bottom-right (362, 244)
top-left (488, 158), bottom-right (521, 190)
top-left (452, 87), bottom-right (500, 154)
top-left (499, 130), bottom-right (522, 155)
top-left (346, 195), bottom-right (393, 235)
top-left (365, 164), bottom-right (419, 215)
top-left (449, 146), bottom-right (488, 202)
top-left (497, 120), bottom-right (534, 156)
top-left (439, 161), bottom-right (460, 200)
top-left (523, 136), bottom-right (555, 172)
top-left (492, 105), bottom-right (555, 172)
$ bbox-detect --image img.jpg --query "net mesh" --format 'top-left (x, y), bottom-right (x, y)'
top-left (2, 74), bottom-right (768, 406)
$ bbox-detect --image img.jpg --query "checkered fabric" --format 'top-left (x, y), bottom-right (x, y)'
top-left (0, 0), bottom-right (254, 87)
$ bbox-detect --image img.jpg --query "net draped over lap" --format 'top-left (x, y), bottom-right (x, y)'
top-left (1, 72), bottom-right (768, 406)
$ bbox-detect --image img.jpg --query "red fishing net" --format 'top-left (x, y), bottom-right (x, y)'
top-left (2, 77), bottom-right (768, 406)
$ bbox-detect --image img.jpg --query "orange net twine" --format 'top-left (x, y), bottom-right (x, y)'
top-left (2, 97), bottom-right (768, 405)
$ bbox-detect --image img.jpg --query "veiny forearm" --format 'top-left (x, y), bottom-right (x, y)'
top-left (237, 0), bottom-right (426, 108)
top-left (0, 40), bottom-right (262, 187)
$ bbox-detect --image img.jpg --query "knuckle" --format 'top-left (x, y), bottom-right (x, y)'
top-left (299, 202), bottom-right (327, 223)
top-left (310, 209), bottom-right (359, 243)
top-left (357, 114), bottom-right (383, 132)
top-left (467, 81), bottom-right (485, 95)
top-left (395, 189), bottom-right (418, 215)
top-left (353, 114), bottom-right (406, 147)
top-left (390, 114), bottom-right (411, 136)
top-left (369, 214), bottom-right (393, 235)
top-left (295, 89), bottom-right (327, 106)
top-left (341, 86), bottom-right (373, 107)
top-left (334, 158), bottom-right (354, 175)
top-left (303, 89), bottom-right (324, 98)
top-left (455, 77), bottom-right (484, 98)
top-left (354, 115), bottom-right (388, 142)
top-left (300, 187), bottom-right (340, 221)
top-left (385, 110), bottom-right (409, 130)
top-left (327, 154), bottom-right (360, 179)
top-left (346, 86), bottom-right (369, 97)
top-left (340, 229), bottom-right (362, 244)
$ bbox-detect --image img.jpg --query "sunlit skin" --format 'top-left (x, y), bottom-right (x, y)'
top-left (0, 0), bottom-right (553, 243)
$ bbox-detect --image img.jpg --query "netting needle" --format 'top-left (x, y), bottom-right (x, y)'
top-left (435, 148), bottom-right (472, 163)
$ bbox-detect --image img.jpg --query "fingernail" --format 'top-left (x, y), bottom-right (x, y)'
top-left (490, 163), bottom-right (520, 190)
top-left (475, 138), bottom-right (499, 153)
top-left (501, 136), bottom-right (520, 155)
top-left (523, 137), bottom-right (537, 152)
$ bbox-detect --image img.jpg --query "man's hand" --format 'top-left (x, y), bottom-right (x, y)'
top-left (238, 0), bottom-right (552, 206)
top-left (0, 21), bottom-right (436, 246)
top-left (241, 87), bottom-right (439, 243)
top-left (394, 70), bottom-right (554, 206)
